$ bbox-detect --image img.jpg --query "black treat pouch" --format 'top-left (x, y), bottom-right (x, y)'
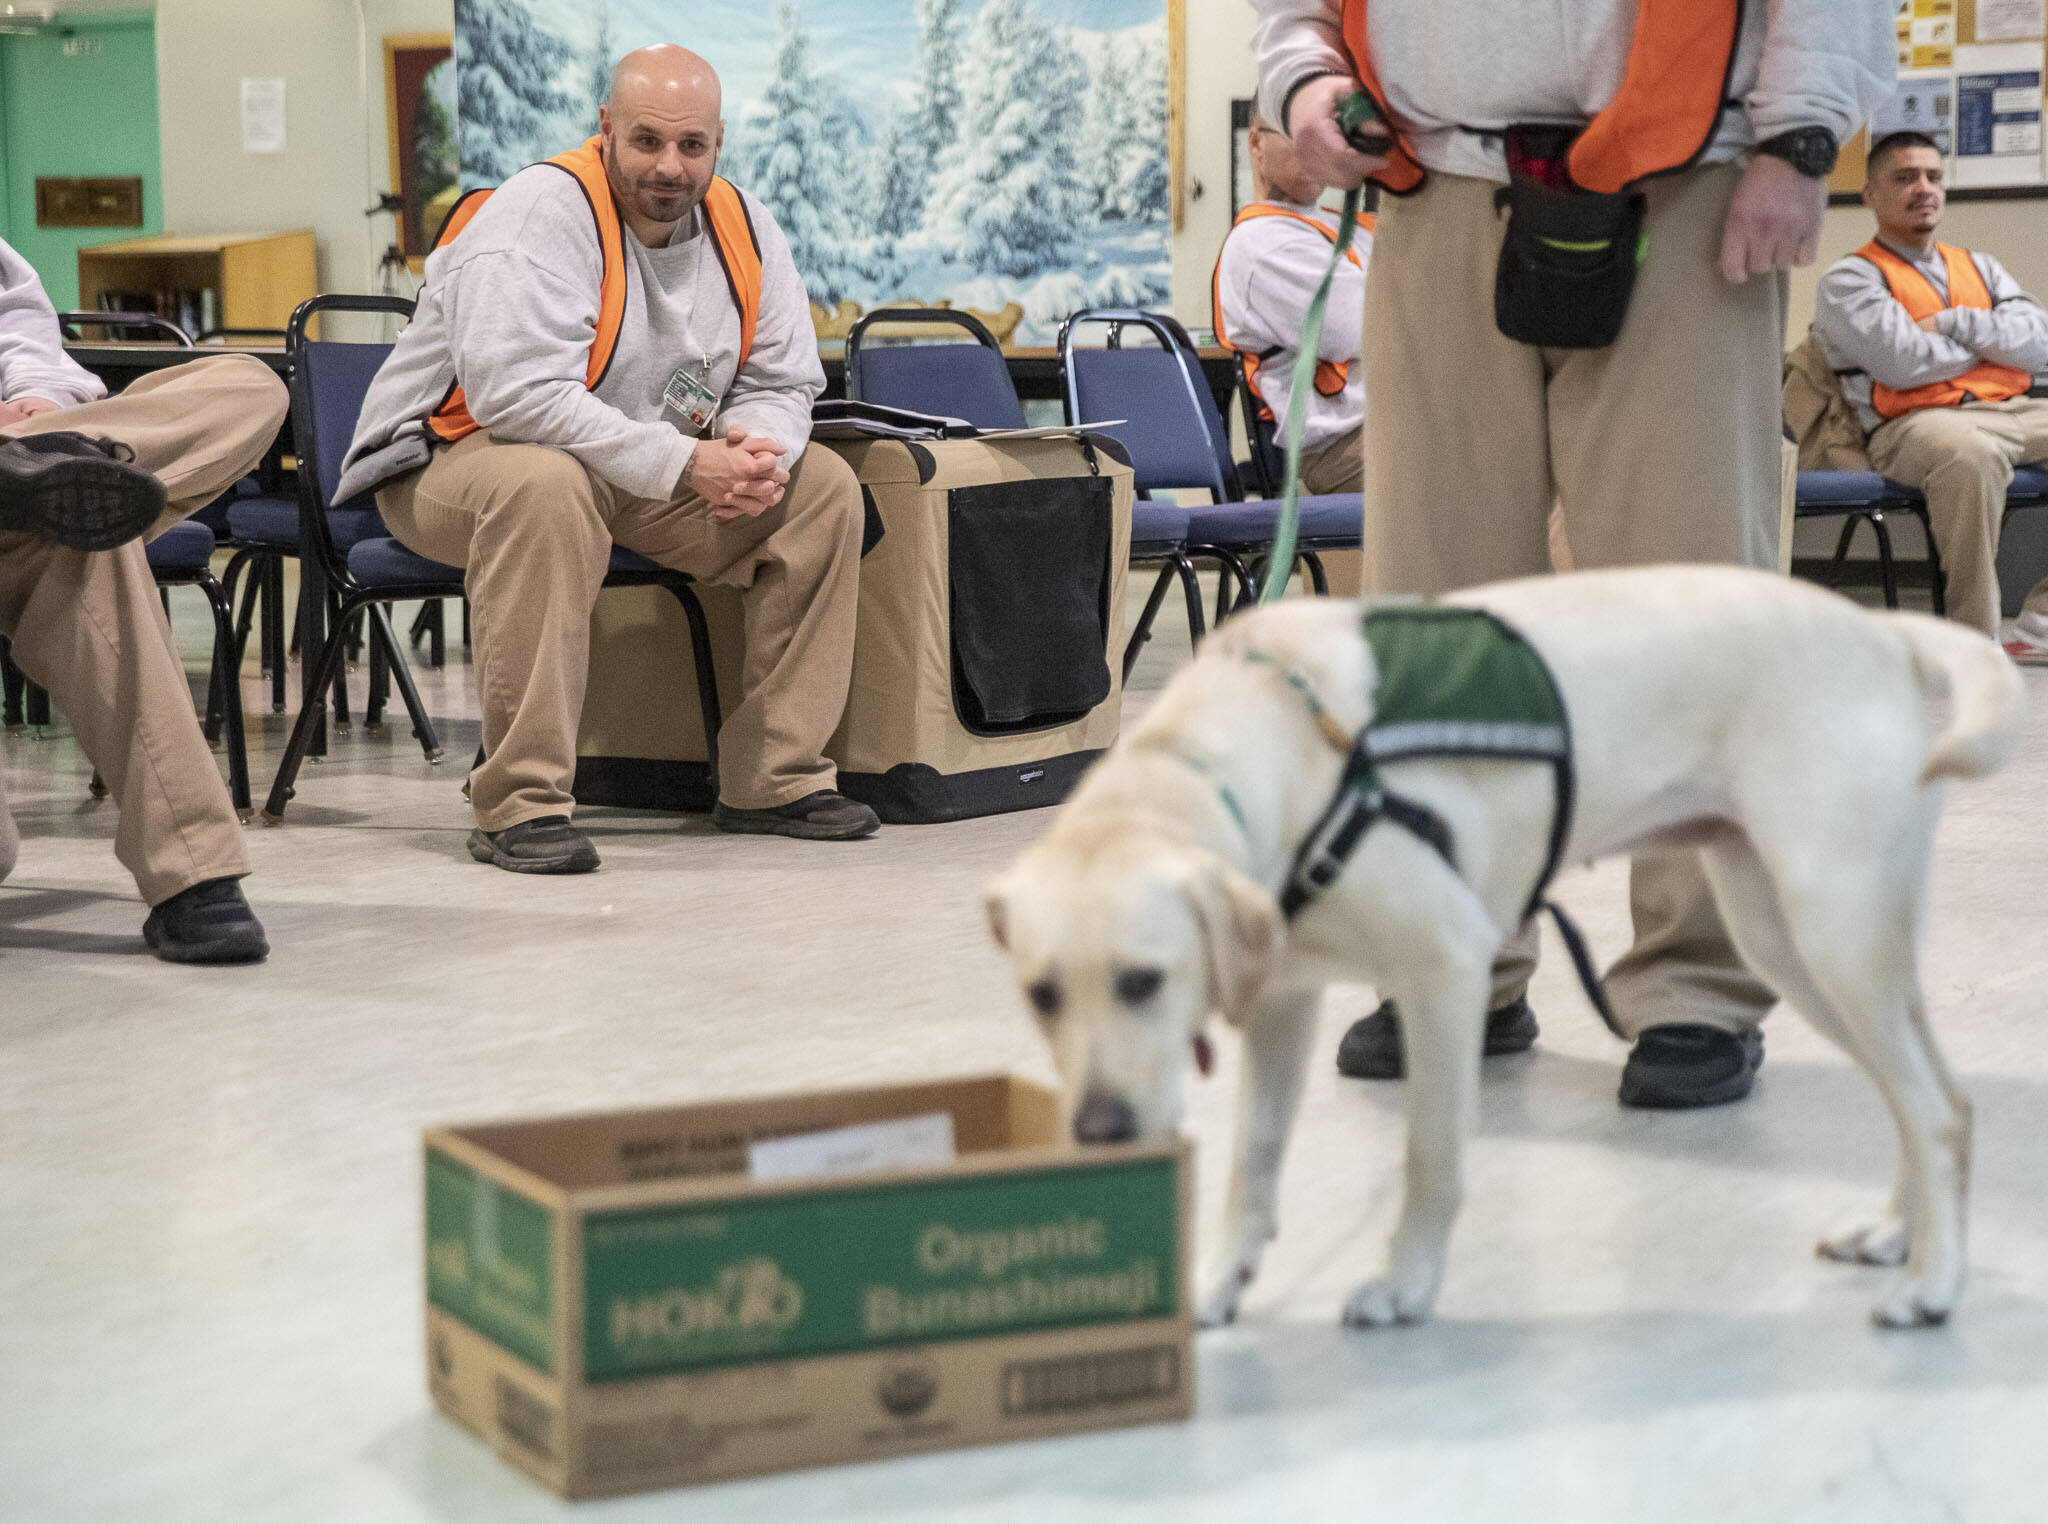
top-left (1492, 125), bottom-right (1647, 350)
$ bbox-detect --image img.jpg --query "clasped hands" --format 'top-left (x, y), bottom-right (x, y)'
top-left (686, 425), bottom-right (789, 520)
top-left (1284, 74), bottom-right (1826, 287)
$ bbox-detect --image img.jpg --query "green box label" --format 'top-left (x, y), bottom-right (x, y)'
top-left (425, 1150), bottom-right (556, 1375)
top-left (583, 1158), bottom-right (1177, 1382)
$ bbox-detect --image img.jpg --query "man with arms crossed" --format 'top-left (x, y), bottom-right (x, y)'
top-left (1814, 130), bottom-right (2048, 658)
top-left (1213, 116), bottom-right (1371, 496)
top-left (340, 45), bottom-right (871, 873)
top-left (1254, 0), bottom-right (1893, 1106)
top-left (0, 235), bottom-right (286, 961)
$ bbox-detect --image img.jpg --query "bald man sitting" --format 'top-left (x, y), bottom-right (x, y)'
top-left (338, 46), bottom-right (871, 872)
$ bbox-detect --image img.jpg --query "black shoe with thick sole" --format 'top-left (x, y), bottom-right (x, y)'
top-left (1618, 1023), bottom-right (1764, 1110)
top-left (0, 432), bottom-right (165, 550)
top-left (143, 876), bottom-right (269, 964)
top-left (1335, 994), bottom-right (1539, 1080)
top-left (713, 789), bottom-right (880, 841)
top-left (467, 814), bottom-right (601, 874)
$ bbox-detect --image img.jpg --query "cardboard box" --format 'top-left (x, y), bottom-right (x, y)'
top-left (423, 1075), bottom-right (1193, 1498)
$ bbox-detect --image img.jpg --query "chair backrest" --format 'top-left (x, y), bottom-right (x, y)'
top-left (287, 294), bottom-right (414, 576)
top-left (1059, 308), bottom-right (1234, 500)
top-left (59, 311), bottom-right (193, 346)
top-left (845, 307), bottom-right (1026, 430)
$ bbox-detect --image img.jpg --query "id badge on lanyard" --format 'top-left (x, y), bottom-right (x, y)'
top-left (663, 354), bottom-right (721, 432)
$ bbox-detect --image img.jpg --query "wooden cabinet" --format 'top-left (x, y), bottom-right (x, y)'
top-left (75, 230), bottom-right (317, 337)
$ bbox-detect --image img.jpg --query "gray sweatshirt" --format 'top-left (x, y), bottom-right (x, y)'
top-left (0, 237), bottom-right (106, 409)
top-left (1252, 0), bottom-right (1896, 184)
top-left (1813, 238), bottom-right (2048, 434)
top-left (337, 167), bottom-right (822, 505)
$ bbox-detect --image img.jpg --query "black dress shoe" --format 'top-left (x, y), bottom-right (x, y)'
top-left (1618, 1023), bottom-right (1764, 1109)
top-left (0, 432), bottom-right (164, 550)
top-left (713, 789), bottom-right (879, 840)
top-left (143, 877), bottom-right (269, 964)
top-left (467, 815), bottom-right (600, 873)
top-left (1335, 995), bottom-right (1539, 1079)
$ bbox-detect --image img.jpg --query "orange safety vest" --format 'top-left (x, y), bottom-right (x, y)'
top-left (1211, 204), bottom-right (1372, 421)
top-left (425, 136), bottom-right (763, 443)
top-left (1337, 0), bottom-right (1743, 196)
top-left (1856, 240), bottom-right (2030, 419)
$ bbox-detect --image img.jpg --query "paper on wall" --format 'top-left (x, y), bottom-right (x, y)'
top-left (240, 77), bottom-right (286, 154)
top-left (1872, 69), bottom-right (1957, 154)
top-left (1954, 41), bottom-right (2047, 187)
top-left (1976, 0), bottom-right (2047, 44)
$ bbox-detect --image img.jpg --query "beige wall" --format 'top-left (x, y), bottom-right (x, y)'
top-left (155, 0), bottom-right (452, 299)
top-left (1172, 1), bottom-right (1259, 334)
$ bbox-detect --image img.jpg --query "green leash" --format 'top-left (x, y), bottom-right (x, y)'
top-left (1260, 184), bottom-right (1362, 605)
top-left (1261, 92), bottom-right (1385, 606)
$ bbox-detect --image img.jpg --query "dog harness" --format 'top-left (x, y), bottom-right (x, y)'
top-left (1273, 603), bottom-right (1622, 1035)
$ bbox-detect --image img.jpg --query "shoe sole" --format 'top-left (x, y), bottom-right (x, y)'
top-left (0, 456), bottom-right (165, 551)
top-left (712, 813), bottom-right (879, 841)
top-left (143, 925), bottom-right (270, 964)
top-left (466, 829), bottom-right (600, 873)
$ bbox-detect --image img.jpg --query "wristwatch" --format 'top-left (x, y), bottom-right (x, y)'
top-left (1755, 126), bottom-right (1840, 178)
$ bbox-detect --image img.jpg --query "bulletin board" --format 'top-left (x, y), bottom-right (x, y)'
top-left (1830, 0), bottom-right (2048, 201)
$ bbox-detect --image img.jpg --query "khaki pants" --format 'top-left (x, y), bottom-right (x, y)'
top-left (0, 355), bottom-right (287, 904)
top-left (1300, 419), bottom-right (1365, 495)
top-left (378, 432), bottom-right (864, 828)
top-left (1360, 165), bottom-right (1783, 1037)
top-left (1865, 396), bottom-right (2048, 637)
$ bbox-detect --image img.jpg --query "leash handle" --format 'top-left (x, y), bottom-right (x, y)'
top-left (1261, 185), bottom-right (1362, 605)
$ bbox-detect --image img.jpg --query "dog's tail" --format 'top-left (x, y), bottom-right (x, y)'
top-left (1886, 612), bottom-right (2027, 782)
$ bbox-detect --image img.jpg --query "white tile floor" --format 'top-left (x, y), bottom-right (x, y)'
top-left (3, 583), bottom-right (2047, 1522)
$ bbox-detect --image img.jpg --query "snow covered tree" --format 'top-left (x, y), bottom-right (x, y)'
top-left (746, 4), bottom-right (863, 305)
top-left (584, 1), bottom-right (614, 136)
top-left (868, 108), bottom-right (925, 243)
top-left (455, 0), bottom-right (579, 186)
top-left (910, 0), bottom-right (964, 169)
top-left (1114, 35), bottom-right (1171, 222)
top-left (921, 0), bottom-right (1090, 279)
top-left (1078, 39), bottom-right (1132, 219)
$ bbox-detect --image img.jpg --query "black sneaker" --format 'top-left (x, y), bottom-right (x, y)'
top-left (467, 815), bottom-right (600, 873)
top-left (1618, 1023), bottom-right (1764, 1110)
top-left (142, 876), bottom-right (269, 964)
top-left (1335, 995), bottom-right (1539, 1079)
top-left (713, 789), bottom-right (879, 841)
top-left (0, 431), bottom-right (165, 550)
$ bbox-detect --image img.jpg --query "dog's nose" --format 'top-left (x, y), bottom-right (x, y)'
top-left (1073, 1092), bottom-right (1138, 1144)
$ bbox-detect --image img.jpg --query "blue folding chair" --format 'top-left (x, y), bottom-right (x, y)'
top-left (845, 308), bottom-right (1027, 429)
top-left (1060, 309), bottom-right (1360, 645)
top-left (261, 294), bottom-right (726, 822)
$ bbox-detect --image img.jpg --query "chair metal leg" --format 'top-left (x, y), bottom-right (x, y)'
top-left (198, 571), bottom-right (252, 820)
top-left (663, 581), bottom-right (722, 783)
top-left (1825, 514), bottom-right (1864, 588)
top-left (367, 602), bottom-right (443, 762)
top-left (408, 599), bottom-right (448, 668)
top-left (297, 553), bottom-right (328, 756)
top-left (264, 602), bottom-right (358, 821)
top-left (2, 641), bottom-right (24, 730)
top-left (1121, 561), bottom-right (1180, 685)
top-left (1302, 549), bottom-right (1330, 596)
top-left (26, 679), bottom-right (50, 729)
top-left (365, 605), bottom-right (391, 728)
top-left (1870, 511), bottom-right (1900, 609)
top-left (1175, 552), bottom-right (1207, 652)
top-left (265, 556), bottom-right (287, 713)
top-left (1209, 549), bottom-right (1257, 619)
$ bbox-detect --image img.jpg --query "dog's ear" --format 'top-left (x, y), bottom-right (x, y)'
top-left (983, 877), bottom-right (1013, 951)
top-left (1183, 859), bottom-right (1284, 1025)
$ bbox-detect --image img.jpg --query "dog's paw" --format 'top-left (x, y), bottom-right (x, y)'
top-left (1197, 1264), bottom-right (1256, 1329)
top-left (1340, 1276), bottom-right (1434, 1330)
top-left (1818, 1219), bottom-right (1910, 1267)
top-left (1870, 1278), bottom-right (1957, 1330)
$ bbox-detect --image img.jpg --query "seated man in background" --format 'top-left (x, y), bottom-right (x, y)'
top-left (0, 234), bottom-right (286, 962)
top-left (1813, 130), bottom-right (2048, 656)
top-left (1212, 115), bottom-right (1371, 495)
top-left (338, 44), bottom-right (870, 873)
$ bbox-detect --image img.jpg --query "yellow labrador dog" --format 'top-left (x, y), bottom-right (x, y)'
top-left (986, 565), bottom-right (2022, 1331)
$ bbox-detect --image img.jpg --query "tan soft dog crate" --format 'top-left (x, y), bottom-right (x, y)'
top-left (576, 433), bottom-right (1134, 822)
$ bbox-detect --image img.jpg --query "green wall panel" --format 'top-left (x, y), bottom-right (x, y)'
top-left (0, 16), bottom-right (162, 311)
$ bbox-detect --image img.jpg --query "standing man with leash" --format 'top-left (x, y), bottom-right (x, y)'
top-left (1253, 0), bottom-right (1895, 1107)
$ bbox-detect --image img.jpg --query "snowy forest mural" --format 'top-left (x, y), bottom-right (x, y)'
top-left (453, 0), bottom-right (1171, 344)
